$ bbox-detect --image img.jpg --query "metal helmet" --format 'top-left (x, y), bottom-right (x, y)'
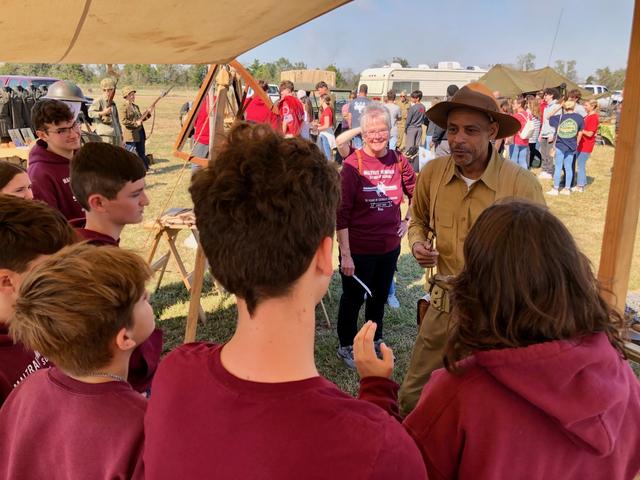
top-left (43, 80), bottom-right (87, 103)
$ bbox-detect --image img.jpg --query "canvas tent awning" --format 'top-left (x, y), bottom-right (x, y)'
top-left (0, 0), bottom-right (349, 64)
top-left (477, 64), bottom-right (591, 98)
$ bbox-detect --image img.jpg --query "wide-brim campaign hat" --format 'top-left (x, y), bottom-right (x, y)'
top-left (426, 82), bottom-right (521, 139)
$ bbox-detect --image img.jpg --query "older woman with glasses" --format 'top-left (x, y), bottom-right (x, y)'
top-left (335, 104), bottom-right (416, 368)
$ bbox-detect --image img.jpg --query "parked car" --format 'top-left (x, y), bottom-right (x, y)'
top-left (266, 84), bottom-right (280, 103)
top-left (611, 90), bottom-right (623, 104)
top-left (579, 84), bottom-right (613, 111)
top-left (0, 75), bottom-right (59, 90)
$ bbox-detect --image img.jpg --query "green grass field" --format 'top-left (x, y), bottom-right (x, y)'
top-left (116, 86), bottom-right (640, 394)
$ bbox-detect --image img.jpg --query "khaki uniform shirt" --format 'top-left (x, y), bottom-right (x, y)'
top-left (88, 97), bottom-right (123, 145)
top-left (121, 100), bottom-right (144, 143)
top-left (408, 147), bottom-right (544, 277)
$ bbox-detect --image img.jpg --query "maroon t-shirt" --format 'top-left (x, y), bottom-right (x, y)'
top-left (0, 367), bottom-right (146, 479)
top-left (144, 343), bottom-right (427, 479)
top-left (337, 149), bottom-right (416, 255)
top-left (0, 322), bottom-right (50, 406)
top-left (72, 223), bottom-right (120, 246)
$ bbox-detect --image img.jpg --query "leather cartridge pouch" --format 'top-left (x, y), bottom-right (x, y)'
top-left (427, 274), bottom-right (455, 314)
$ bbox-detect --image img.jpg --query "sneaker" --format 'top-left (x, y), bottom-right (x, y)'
top-left (546, 188), bottom-right (559, 196)
top-left (538, 172), bottom-right (552, 179)
top-left (574, 186), bottom-right (585, 193)
top-left (387, 294), bottom-right (400, 309)
top-left (560, 189), bottom-right (571, 196)
top-left (337, 345), bottom-right (355, 369)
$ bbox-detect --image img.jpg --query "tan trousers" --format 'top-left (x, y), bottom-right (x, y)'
top-left (398, 305), bottom-right (451, 417)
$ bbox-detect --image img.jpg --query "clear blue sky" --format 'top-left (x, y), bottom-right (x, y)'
top-left (238, 0), bottom-right (633, 80)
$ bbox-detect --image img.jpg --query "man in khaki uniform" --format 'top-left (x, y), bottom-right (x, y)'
top-left (395, 91), bottom-right (410, 149)
top-left (88, 78), bottom-right (123, 146)
top-left (398, 83), bottom-right (545, 416)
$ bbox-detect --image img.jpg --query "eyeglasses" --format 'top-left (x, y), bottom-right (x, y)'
top-left (47, 120), bottom-right (81, 136)
top-left (363, 129), bottom-right (389, 138)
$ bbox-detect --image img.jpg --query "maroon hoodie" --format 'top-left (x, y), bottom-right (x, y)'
top-left (28, 139), bottom-right (85, 221)
top-left (0, 322), bottom-right (50, 406)
top-left (360, 333), bottom-right (640, 479)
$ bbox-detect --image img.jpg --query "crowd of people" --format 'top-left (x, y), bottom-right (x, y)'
top-left (0, 77), bottom-right (638, 480)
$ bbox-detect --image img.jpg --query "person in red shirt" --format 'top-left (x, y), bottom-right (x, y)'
top-left (0, 195), bottom-right (77, 406)
top-left (575, 99), bottom-right (600, 192)
top-left (69, 142), bottom-right (162, 394)
top-left (277, 80), bottom-right (305, 137)
top-left (511, 97), bottom-right (531, 169)
top-left (28, 99), bottom-right (85, 220)
top-left (356, 200), bottom-right (640, 480)
top-left (0, 244), bottom-right (155, 479)
top-left (316, 93), bottom-right (335, 160)
top-left (243, 79), bottom-right (278, 129)
top-left (143, 122), bottom-right (427, 480)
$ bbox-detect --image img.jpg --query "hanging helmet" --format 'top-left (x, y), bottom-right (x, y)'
top-left (43, 80), bottom-right (88, 103)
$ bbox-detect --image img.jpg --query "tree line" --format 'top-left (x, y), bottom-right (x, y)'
top-left (0, 57), bottom-right (626, 92)
top-left (515, 53), bottom-right (625, 90)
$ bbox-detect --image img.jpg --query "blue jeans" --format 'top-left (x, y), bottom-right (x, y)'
top-left (576, 151), bottom-right (591, 187)
top-left (425, 135), bottom-right (432, 149)
top-left (389, 135), bottom-right (398, 151)
top-left (553, 148), bottom-right (575, 189)
top-left (318, 135), bottom-right (333, 161)
top-left (508, 144), bottom-right (515, 159)
top-left (352, 135), bottom-right (363, 149)
top-left (125, 129), bottom-right (148, 170)
top-left (512, 144), bottom-right (529, 169)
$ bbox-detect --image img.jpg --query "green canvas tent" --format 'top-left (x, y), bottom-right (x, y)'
top-left (477, 64), bottom-right (591, 98)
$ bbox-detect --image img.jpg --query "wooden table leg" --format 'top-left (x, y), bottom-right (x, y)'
top-left (185, 244), bottom-right (207, 343)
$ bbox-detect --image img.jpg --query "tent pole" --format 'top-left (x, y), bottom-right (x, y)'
top-left (597, 0), bottom-right (640, 312)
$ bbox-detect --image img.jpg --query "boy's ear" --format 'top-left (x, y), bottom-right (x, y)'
top-left (114, 327), bottom-right (137, 352)
top-left (316, 236), bottom-right (334, 277)
top-left (87, 193), bottom-right (109, 212)
top-left (0, 269), bottom-right (18, 294)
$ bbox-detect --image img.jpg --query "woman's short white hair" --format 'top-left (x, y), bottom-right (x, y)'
top-left (360, 103), bottom-right (391, 133)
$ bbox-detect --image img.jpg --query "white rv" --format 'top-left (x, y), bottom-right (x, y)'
top-left (358, 62), bottom-right (487, 105)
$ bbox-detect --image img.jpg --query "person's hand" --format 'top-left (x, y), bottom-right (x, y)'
top-left (136, 119), bottom-right (143, 127)
top-left (429, 141), bottom-right (435, 149)
top-left (354, 321), bottom-right (394, 379)
top-left (412, 240), bottom-right (438, 268)
top-left (340, 252), bottom-right (355, 276)
top-left (397, 219), bottom-right (409, 238)
top-left (102, 106), bottom-right (112, 115)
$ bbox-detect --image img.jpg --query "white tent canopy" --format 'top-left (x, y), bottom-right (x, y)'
top-left (0, 0), bottom-right (349, 64)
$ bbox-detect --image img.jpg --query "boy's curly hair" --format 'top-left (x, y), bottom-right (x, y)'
top-left (190, 122), bottom-right (340, 315)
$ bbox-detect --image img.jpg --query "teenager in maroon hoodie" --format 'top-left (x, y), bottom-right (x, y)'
top-left (28, 100), bottom-right (84, 221)
top-left (144, 123), bottom-right (427, 480)
top-left (357, 200), bottom-right (640, 479)
top-left (0, 195), bottom-right (77, 406)
top-left (0, 244), bottom-right (154, 479)
top-left (69, 142), bottom-right (162, 394)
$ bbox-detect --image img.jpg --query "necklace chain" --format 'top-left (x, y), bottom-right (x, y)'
top-left (86, 372), bottom-right (127, 382)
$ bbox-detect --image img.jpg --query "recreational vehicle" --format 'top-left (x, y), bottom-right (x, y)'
top-left (358, 62), bottom-right (488, 105)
